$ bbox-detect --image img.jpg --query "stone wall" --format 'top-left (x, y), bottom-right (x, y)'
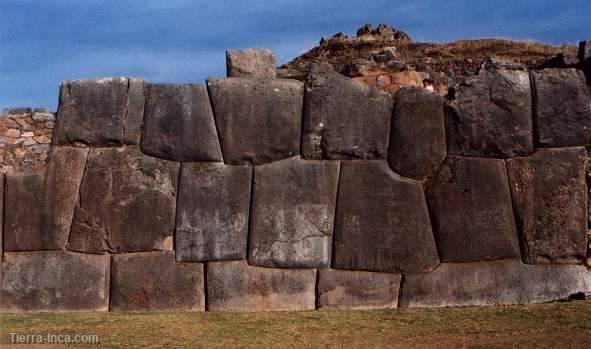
top-left (1, 55), bottom-right (591, 312)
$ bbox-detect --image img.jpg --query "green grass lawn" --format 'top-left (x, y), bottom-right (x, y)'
top-left (1, 300), bottom-right (590, 348)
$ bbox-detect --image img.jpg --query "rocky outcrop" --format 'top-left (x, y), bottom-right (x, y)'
top-left (226, 49), bottom-right (276, 78)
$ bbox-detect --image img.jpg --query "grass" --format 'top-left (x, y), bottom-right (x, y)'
top-left (1, 301), bottom-right (590, 348)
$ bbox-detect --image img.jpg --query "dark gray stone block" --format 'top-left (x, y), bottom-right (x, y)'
top-left (0, 251), bottom-right (110, 311)
top-left (332, 161), bottom-right (440, 274)
top-left (388, 87), bottom-right (446, 180)
top-left (207, 78), bottom-right (303, 165)
top-left (110, 252), bottom-right (205, 311)
top-left (207, 261), bottom-right (316, 312)
top-left (425, 156), bottom-right (520, 262)
top-left (67, 147), bottom-right (179, 253)
top-left (4, 147), bottom-right (88, 251)
top-left (302, 62), bottom-right (393, 160)
top-left (400, 260), bottom-right (591, 307)
top-left (248, 157), bottom-right (339, 268)
top-left (506, 147), bottom-right (588, 264)
top-left (54, 77), bottom-right (145, 146)
top-left (175, 163), bottom-right (252, 262)
top-left (141, 83), bottom-right (222, 162)
top-left (317, 269), bottom-right (401, 310)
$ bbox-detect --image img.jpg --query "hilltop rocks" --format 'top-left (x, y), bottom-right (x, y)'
top-left (248, 158), bottom-right (339, 268)
top-left (446, 59), bottom-right (533, 158)
top-left (532, 69), bottom-right (591, 147)
top-left (207, 78), bottom-right (303, 165)
top-left (388, 87), bottom-right (446, 180)
top-left (302, 63), bottom-right (393, 160)
top-left (506, 147), bottom-right (588, 264)
top-left (110, 252), bottom-right (205, 311)
top-left (4, 147), bottom-right (88, 251)
top-left (175, 163), bottom-right (252, 262)
top-left (426, 157), bottom-right (520, 262)
top-left (0, 251), bottom-right (110, 311)
top-left (332, 161), bottom-right (439, 274)
top-left (317, 269), bottom-right (401, 310)
top-left (54, 77), bottom-right (145, 146)
top-left (207, 261), bottom-right (316, 312)
top-left (141, 83), bottom-right (222, 162)
top-left (67, 147), bottom-right (179, 253)
top-left (226, 49), bottom-right (276, 78)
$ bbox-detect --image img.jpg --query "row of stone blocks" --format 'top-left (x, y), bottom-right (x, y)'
top-left (1, 251), bottom-right (590, 312)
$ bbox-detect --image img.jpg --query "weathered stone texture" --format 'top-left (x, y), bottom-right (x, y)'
top-left (53, 77), bottom-right (145, 146)
top-left (532, 69), bottom-right (591, 147)
top-left (207, 78), bottom-right (303, 165)
top-left (226, 48), bottom-right (276, 78)
top-left (388, 87), bottom-right (446, 180)
top-left (0, 251), bottom-right (110, 311)
top-left (506, 147), bottom-right (588, 264)
top-left (110, 252), bottom-right (204, 311)
top-left (0, 174), bottom-right (3, 257)
top-left (317, 269), bottom-right (401, 310)
top-left (207, 261), bottom-right (316, 312)
top-left (67, 147), bottom-right (179, 253)
top-left (446, 61), bottom-right (533, 158)
top-left (302, 63), bottom-right (393, 160)
top-left (332, 161), bottom-right (440, 274)
top-left (426, 157), bottom-right (520, 262)
top-left (248, 158), bottom-right (339, 268)
top-left (176, 163), bottom-right (252, 262)
top-left (4, 147), bottom-right (88, 251)
top-left (400, 260), bottom-right (591, 307)
top-left (141, 83), bottom-right (222, 162)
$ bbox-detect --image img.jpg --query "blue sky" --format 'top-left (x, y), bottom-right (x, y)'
top-left (1, 0), bottom-right (589, 110)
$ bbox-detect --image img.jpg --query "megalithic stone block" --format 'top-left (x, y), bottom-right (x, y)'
top-left (506, 147), bottom-right (588, 264)
top-left (67, 147), bottom-right (179, 253)
top-left (332, 161), bottom-right (440, 274)
top-left (531, 69), bottom-right (591, 147)
top-left (248, 157), bottom-right (339, 268)
top-left (399, 260), bottom-right (591, 307)
top-left (425, 156), bottom-right (520, 262)
top-left (317, 269), bottom-right (401, 310)
top-left (0, 251), bottom-right (110, 312)
top-left (446, 59), bottom-right (533, 158)
top-left (175, 163), bottom-right (252, 262)
top-left (110, 252), bottom-right (205, 311)
top-left (226, 48), bottom-right (276, 78)
top-left (4, 147), bottom-right (88, 251)
top-left (141, 83), bottom-right (223, 162)
top-left (207, 261), bottom-right (316, 312)
top-left (207, 77), bottom-right (303, 165)
top-left (388, 87), bottom-right (446, 180)
top-left (302, 62), bottom-right (393, 160)
top-left (54, 77), bottom-right (145, 146)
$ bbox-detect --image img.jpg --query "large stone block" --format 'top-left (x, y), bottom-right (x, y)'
top-left (400, 260), bottom-right (591, 307)
top-left (425, 157), bottom-right (520, 262)
top-left (67, 147), bottom-right (179, 253)
top-left (332, 161), bottom-right (439, 274)
top-left (207, 261), bottom-right (316, 312)
top-left (54, 77), bottom-right (145, 146)
top-left (317, 269), bottom-right (401, 310)
top-left (110, 252), bottom-right (204, 311)
top-left (0, 174), bottom-right (3, 257)
top-left (388, 87), bottom-right (446, 180)
top-left (506, 147), bottom-right (588, 264)
top-left (176, 163), bottom-right (252, 262)
top-left (141, 83), bottom-right (222, 162)
top-left (226, 48), bottom-right (276, 78)
top-left (446, 60), bottom-right (533, 157)
top-left (532, 69), bottom-right (591, 147)
top-left (4, 147), bottom-right (88, 251)
top-left (0, 251), bottom-right (110, 311)
top-left (207, 78), bottom-right (303, 165)
top-left (248, 157), bottom-right (339, 268)
top-left (302, 63), bottom-right (393, 160)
